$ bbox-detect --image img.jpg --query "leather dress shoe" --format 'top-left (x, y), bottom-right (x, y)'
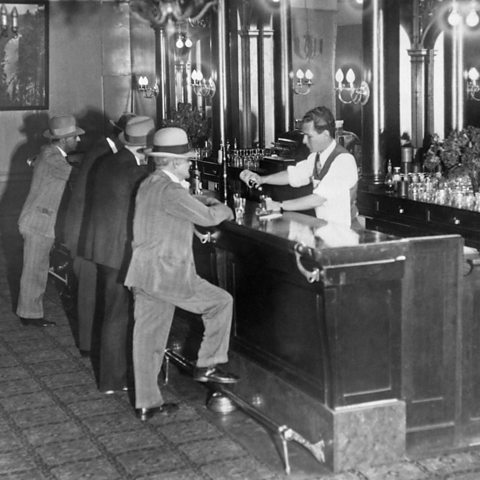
top-left (135, 403), bottom-right (179, 421)
top-left (193, 366), bottom-right (240, 384)
top-left (19, 317), bottom-right (56, 327)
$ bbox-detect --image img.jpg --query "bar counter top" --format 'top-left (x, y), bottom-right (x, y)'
top-left (203, 199), bottom-right (411, 270)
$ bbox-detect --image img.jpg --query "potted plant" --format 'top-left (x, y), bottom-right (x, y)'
top-left (161, 102), bottom-right (211, 149)
top-left (423, 126), bottom-right (480, 192)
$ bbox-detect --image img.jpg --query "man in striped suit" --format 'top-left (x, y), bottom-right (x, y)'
top-left (17, 115), bottom-right (84, 327)
top-left (124, 127), bottom-right (239, 421)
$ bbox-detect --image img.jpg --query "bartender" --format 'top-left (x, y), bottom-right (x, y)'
top-left (240, 106), bottom-right (358, 227)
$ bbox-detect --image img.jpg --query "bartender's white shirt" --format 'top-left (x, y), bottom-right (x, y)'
top-left (286, 140), bottom-right (358, 226)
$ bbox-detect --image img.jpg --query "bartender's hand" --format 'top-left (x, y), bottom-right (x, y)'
top-left (240, 169), bottom-right (262, 188)
top-left (266, 199), bottom-right (282, 212)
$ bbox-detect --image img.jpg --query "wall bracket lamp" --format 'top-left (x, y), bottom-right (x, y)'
top-left (191, 69), bottom-right (216, 97)
top-left (335, 68), bottom-right (370, 106)
top-left (291, 69), bottom-right (314, 95)
top-left (137, 75), bottom-right (159, 98)
top-left (1, 4), bottom-right (18, 38)
top-left (467, 67), bottom-right (480, 102)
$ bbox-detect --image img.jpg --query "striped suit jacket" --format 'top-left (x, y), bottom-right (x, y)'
top-left (18, 144), bottom-right (72, 239)
top-left (124, 170), bottom-right (233, 299)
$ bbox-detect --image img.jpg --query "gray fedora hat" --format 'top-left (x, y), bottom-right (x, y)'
top-left (43, 115), bottom-right (85, 139)
top-left (118, 116), bottom-right (155, 146)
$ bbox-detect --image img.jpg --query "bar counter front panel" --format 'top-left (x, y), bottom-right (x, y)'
top-left (183, 201), bottom-right (462, 471)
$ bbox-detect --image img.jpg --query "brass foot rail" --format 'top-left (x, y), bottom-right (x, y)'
top-left (164, 348), bottom-right (325, 475)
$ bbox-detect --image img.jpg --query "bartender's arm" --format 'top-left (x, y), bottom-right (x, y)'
top-left (240, 169), bottom-right (290, 187)
top-left (269, 193), bottom-right (325, 212)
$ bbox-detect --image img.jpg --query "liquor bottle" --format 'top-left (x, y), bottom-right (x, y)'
top-left (392, 166), bottom-right (402, 193)
top-left (335, 120), bottom-right (345, 147)
top-left (191, 159), bottom-right (202, 195)
top-left (384, 159), bottom-right (394, 193)
top-left (217, 141), bottom-right (223, 164)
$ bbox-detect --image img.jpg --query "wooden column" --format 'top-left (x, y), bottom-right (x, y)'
top-left (408, 48), bottom-right (428, 148)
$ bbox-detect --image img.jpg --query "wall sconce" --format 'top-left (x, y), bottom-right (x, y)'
top-left (291, 68), bottom-right (314, 95)
top-left (1, 4), bottom-right (18, 38)
top-left (466, 67), bottom-right (480, 101)
top-left (175, 33), bottom-right (192, 49)
top-left (447, 3), bottom-right (479, 27)
top-left (137, 75), bottom-right (159, 98)
top-left (191, 69), bottom-right (216, 97)
top-left (335, 68), bottom-right (370, 106)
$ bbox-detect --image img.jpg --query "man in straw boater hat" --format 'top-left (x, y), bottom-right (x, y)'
top-left (17, 114), bottom-right (84, 328)
top-left (82, 115), bottom-right (154, 394)
top-left (63, 112), bottom-right (136, 358)
top-left (124, 127), bottom-right (240, 421)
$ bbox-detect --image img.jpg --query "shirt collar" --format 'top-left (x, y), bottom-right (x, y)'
top-left (55, 145), bottom-right (67, 158)
top-left (106, 137), bottom-right (118, 154)
top-left (125, 144), bottom-right (145, 166)
top-left (163, 169), bottom-right (190, 190)
top-left (318, 140), bottom-right (336, 163)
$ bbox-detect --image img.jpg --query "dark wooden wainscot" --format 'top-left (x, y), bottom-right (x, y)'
top-left (183, 203), bottom-right (462, 472)
top-left (359, 189), bottom-right (480, 453)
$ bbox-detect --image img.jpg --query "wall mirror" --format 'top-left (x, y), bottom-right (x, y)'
top-left (289, 0), bottom-right (366, 172)
top-left (160, 13), bottom-right (216, 148)
top-left (399, 0), bottom-right (480, 151)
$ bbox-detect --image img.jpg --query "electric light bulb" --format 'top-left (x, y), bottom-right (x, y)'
top-left (176, 37), bottom-right (184, 48)
top-left (305, 69), bottom-right (314, 81)
top-left (346, 68), bottom-right (356, 85)
top-left (185, 37), bottom-right (192, 48)
top-left (296, 69), bottom-right (305, 80)
top-left (448, 8), bottom-right (461, 26)
top-left (468, 67), bottom-right (480, 82)
top-left (335, 69), bottom-right (344, 84)
top-left (466, 9), bottom-right (479, 27)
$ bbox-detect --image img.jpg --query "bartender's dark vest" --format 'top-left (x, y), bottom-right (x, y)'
top-left (312, 144), bottom-right (359, 223)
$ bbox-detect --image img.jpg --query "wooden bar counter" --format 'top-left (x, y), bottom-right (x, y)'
top-left (171, 200), bottom-right (463, 472)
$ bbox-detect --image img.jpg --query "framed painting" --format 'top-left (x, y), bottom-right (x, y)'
top-left (0, 1), bottom-right (48, 110)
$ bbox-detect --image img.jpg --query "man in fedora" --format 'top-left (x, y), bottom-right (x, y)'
top-left (63, 112), bottom-right (136, 357)
top-left (124, 127), bottom-right (239, 421)
top-left (17, 114), bottom-right (84, 327)
top-left (82, 115), bottom-right (154, 394)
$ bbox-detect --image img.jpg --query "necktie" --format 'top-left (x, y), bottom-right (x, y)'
top-left (313, 152), bottom-right (321, 180)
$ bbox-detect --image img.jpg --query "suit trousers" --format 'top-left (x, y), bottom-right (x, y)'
top-left (72, 257), bottom-right (97, 352)
top-left (132, 276), bottom-right (233, 409)
top-left (16, 232), bottom-right (55, 319)
top-left (97, 265), bottom-right (131, 392)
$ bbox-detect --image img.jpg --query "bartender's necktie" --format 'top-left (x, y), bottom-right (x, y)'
top-left (313, 152), bottom-right (321, 180)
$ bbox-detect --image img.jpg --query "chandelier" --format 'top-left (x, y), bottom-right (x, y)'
top-left (128, 0), bottom-right (218, 28)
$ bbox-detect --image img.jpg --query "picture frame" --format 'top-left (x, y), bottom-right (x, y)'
top-left (0, 1), bottom-right (48, 110)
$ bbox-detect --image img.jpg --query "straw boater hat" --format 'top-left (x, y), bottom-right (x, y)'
top-left (143, 127), bottom-right (195, 158)
top-left (43, 115), bottom-right (85, 139)
top-left (118, 116), bottom-right (155, 146)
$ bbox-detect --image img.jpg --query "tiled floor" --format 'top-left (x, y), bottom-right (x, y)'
top-left (2, 231), bottom-right (480, 479)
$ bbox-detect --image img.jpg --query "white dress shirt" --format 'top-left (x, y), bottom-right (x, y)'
top-left (286, 140), bottom-right (358, 226)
